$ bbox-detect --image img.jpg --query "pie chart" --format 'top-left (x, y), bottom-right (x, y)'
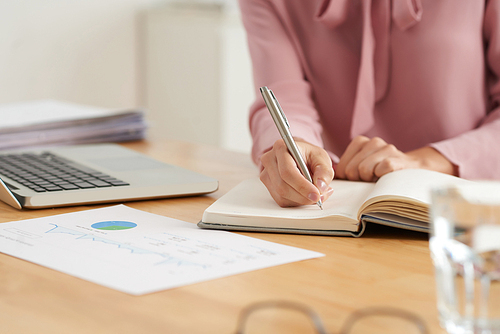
top-left (91, 221), bottom-right (137, 230)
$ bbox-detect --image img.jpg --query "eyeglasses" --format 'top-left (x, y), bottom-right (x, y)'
top-left (234, 300), bottom-right (429, 334)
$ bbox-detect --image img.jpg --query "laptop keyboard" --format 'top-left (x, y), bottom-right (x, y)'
top-left (0, 152), bottom-right (129, 193)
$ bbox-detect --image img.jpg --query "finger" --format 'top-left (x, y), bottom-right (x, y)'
top-left (305, 146), bottom-right (334, 204)
top-left (343, 137), bottom-right (388, 180)
top-left (313, 165), bottom-right (333, 194)
top-left (354, 144), bottom-right (399, 181)
top-left (261, 152), bottom-right (311, 207)
top-left (260, 168), bottom-right (303, 207)
top-left (336, 136), bottom-right (370, 179)
top-left (274, 140), bottom-right (320, 203)
top-left (261, 163), bottom-right (310, 207)
top-left (373, 154), bottom-right (409, 178)
top-left (261, 140), bottom-right (318, 206)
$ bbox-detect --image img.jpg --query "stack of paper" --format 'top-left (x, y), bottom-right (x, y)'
top-left (0, 100), bottom-right (147, 150)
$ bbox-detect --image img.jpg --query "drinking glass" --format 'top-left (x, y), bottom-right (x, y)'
top-left (430, 183), bottom-right (500, 333)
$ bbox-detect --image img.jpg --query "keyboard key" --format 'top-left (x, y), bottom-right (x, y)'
top-left (50, 178), bottom-right (65, 183)
top-left (43, 186), bottom-right (63, 191)
top-left (81, 176), bottom-right (99, 181)
top-left (100, 177), bottom-right (120, 182)
top-left (58, 184), bottom-right (80, 190)
top-left (89, 172), bottom-right (108, 177)
top-left (37, 182), bottom-right (54, 187)
top-left (73, 182), bottom-right (96, 189)
top-left (0, 152), bottom-right (129, 193)
top-left (109, 181), bottom-right (130, 186)
top-left (52, 179), bottom-right (71, 185)
top-left (87, 180), bottom-right (112, 187)
top-left (62, 177), bottom-right (81, 182)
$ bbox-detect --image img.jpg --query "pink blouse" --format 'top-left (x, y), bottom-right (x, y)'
top-left (240, 0), bottom-right (500, 179)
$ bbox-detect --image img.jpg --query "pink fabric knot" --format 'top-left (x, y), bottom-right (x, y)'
top-left (314, 0), bottom-right (350, 28)
top-left (393, 0), bottom-right (423, 30)
top-left (315, 0), bottom-right (423, 31)
top-left (315, 0), bottom-right (423, 137)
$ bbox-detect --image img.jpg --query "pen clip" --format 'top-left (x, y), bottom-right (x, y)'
top-left (269, 90), bottom-right (290, 128)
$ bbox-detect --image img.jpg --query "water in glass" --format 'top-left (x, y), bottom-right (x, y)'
top-left (430, 184), bottom-right (500, 334)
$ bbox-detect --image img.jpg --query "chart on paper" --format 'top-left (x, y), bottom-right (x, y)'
top-left (0, 205), bottom-right (323, 295)
top-left (43, 222), bottom-right (281, 272)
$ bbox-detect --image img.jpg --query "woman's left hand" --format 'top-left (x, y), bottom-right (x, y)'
top-left (335, 136), bottom-right (457, 182)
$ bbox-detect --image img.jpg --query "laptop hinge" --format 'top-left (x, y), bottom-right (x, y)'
top-left (0, 178), bottom-right (23, 209)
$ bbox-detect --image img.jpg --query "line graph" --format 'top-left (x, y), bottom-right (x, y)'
top-left (0, 205), bottom-right (322, 294)
top-left (45, 224), bottom-right (208, 269)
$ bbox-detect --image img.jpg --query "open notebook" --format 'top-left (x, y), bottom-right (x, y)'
top-left (198, 169), bottom-right (471, 237)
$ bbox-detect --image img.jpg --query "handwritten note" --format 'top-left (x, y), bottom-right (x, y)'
top-left (0, 205), bottom-right (323, 295)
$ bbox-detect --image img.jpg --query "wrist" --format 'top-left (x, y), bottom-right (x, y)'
top-left (407, 147), bottom-right (458, 176)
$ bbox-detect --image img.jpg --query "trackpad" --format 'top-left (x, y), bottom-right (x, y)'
top-left (89, 156), bottom-right (172, 171)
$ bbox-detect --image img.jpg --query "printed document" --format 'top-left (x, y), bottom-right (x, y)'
top-left (0, 205), bottom-right (323, 295)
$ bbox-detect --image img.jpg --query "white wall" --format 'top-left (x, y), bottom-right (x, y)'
top-left (0, 0), bottom-right (159, 108)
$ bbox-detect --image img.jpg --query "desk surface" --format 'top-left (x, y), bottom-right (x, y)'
top-left (0, 140), bottom-right (443, 333)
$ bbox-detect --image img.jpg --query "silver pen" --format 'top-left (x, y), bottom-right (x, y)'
top-left (260, 86), bottom-right (323, 210)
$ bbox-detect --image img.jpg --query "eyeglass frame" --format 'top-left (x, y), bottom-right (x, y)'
top-left (234, 300), bottom-right (430, 334)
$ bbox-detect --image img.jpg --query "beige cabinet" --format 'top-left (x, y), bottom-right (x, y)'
top-left (143, 2), bottom-right (254, 153)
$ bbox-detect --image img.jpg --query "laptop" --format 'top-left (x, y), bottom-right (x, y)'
top-left (0, 144), bottom-right (218, 209)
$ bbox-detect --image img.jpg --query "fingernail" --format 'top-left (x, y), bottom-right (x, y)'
top-left (321, 188), bottom-right (334, 202)
top-left (308, 192), bottom-right (319, 202)
top-left (317, 179), bottom-right (328, 193)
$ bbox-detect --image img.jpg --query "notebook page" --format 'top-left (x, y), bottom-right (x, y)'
top-left (203, 178), bottom-right (375, 231)
top-left (358, 169), bottom-right (471, 216)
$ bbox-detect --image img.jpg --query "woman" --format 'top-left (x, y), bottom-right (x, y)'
top-left (240, 0), bottom-right (500, 207)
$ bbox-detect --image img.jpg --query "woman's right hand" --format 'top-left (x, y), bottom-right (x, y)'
top-left (259, 138), bottom-right (334, 207)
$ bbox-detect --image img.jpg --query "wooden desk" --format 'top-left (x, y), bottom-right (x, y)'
top-left (0, 140), bottom-right (443, 333)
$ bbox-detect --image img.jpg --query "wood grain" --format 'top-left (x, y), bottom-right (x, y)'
top-left (0, 140), bottom-right (445, 333)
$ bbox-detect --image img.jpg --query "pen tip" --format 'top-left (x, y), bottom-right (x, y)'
top-left (318, 201), bottom-right (323, 210)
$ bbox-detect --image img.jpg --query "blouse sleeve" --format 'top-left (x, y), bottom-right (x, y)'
top-left (430, 0), bottom-right (500, 179)
top-left (239, 0), bottom-right (325, 167)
